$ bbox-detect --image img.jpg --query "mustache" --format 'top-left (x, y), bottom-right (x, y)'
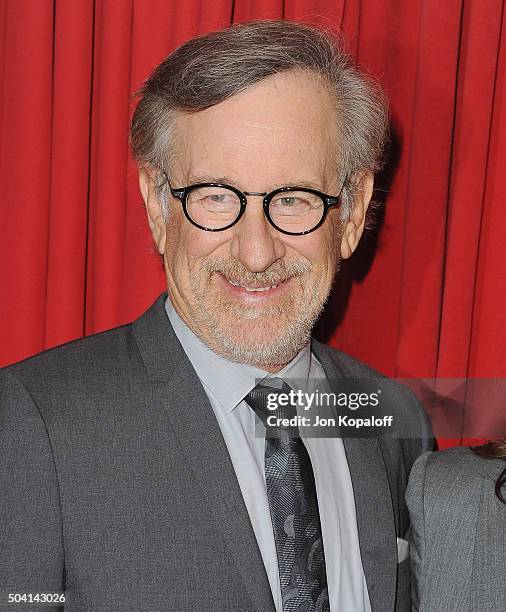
top-left (199, 257), bottom-right (312, 285)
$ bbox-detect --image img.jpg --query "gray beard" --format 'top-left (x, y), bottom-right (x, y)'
top-left (187, 256), bottom-right (332, 368)
top-left (198, 304), bottom-right (324, 368)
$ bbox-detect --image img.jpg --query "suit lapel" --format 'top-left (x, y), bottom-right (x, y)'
top-left (132, 296), bottom-right (275, 612)
top-left (339, 437), bottom-right (398, 611)
top-left (312, 342), bottom-right (398, 612)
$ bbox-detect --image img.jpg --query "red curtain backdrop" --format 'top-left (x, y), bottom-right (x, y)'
top-left (1, 1), bottom-right (505, 444)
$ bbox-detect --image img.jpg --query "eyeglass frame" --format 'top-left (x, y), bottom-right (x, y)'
top-left (161, 170), bottom-right (346, 236)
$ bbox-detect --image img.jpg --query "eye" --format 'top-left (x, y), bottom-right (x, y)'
top-left (270, 193), bottom-right (314, 212)
top-left (278, 197), bottom-right (302, 206)
top-left (206, 193), bottom-right (236, 204)
top-left (188, 186), bottom-right (241, 211)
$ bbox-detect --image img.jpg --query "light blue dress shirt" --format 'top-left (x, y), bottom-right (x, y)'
top-left (165, 298), bottom-right (371, 612)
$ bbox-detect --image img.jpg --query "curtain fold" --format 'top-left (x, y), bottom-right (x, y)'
top-left (1, 0), bottom-right (505, 444)
top-left (46, 0), bottom-right (94, 346)
top-left (1, 1), bottom-right (54, 363)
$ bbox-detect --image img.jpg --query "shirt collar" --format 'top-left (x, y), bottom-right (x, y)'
top-left (164, 297), bottom-right (312, 412)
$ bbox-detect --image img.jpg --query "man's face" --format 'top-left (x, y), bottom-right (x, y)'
top-left (141, 70), bottom-right (371, 371)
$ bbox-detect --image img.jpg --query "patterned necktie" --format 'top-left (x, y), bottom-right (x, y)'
top-left (245, 381), bottom-right (330, 612)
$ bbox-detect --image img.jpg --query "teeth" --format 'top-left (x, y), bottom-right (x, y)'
top-left (226, 278), bottom-right (278, 291)
top-left (243, 285), bottom-right (277, 292)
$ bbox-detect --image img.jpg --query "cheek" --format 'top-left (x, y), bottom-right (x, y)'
top-left (164, 216), bottom-right (230, 277)
top-left (292, 223), bottom-right (341, 276)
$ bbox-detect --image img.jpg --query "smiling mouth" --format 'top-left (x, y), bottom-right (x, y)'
top-left (226, 279), bottom-right (280, 292)
top-left (216, 272), bottom-right (291, 297)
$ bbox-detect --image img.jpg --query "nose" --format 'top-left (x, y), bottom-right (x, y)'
top-left (230, 196), bottom-right (285, 272)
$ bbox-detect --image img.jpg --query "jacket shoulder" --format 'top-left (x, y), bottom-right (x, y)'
top-left (4, 323), bottom-right (137, 391)
top-left (415, 447), bottom-right (505, 494)
top-left (313, 339), bottom-right (431, 429)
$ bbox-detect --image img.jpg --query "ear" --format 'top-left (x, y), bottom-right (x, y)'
top-left (139, 166), bottom-right (166, 255)
top-left (340, 172), bottom-right (374, 259)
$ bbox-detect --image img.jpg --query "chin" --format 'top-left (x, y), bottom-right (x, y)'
top-left (200, 312), bottom-right (316, 368)
top-left (227, 322), bottom-right (286, 348)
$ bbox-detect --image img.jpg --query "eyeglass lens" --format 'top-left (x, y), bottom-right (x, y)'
top-left (185, 186), bottom-right (325, 232)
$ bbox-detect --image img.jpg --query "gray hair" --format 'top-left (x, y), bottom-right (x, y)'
top-left (130, 20), bottom-right (389, 219)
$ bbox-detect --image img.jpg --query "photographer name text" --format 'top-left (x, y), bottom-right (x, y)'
top-left (267, 414), bottom-right (394, 428)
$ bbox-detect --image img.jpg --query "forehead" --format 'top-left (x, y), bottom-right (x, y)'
top-left (172, 70), bottom-right (338, 186)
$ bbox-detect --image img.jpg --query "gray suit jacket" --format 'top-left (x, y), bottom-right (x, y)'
top-left (406, 447), bottom-right (506, 611)
top-left (1, 294), bottom-right (432, 611)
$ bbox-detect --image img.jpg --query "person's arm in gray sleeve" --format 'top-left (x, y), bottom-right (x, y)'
top-left (405, 451), bottom-right (431, 612)
top-left (0, 370), bottom-right (65, 610)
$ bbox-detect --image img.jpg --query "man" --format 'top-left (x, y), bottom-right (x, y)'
top-left (0, 20), bottom-right (432, 612)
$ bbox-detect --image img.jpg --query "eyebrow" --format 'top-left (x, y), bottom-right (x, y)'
top-left (183, 174), bottom-right (325, 191)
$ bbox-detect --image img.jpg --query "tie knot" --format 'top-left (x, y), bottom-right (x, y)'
top-left (244, 380), bottom-right (300, 435)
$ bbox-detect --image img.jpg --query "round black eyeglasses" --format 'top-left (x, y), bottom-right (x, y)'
top-left (162, 171), bottom-right (345, 236)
